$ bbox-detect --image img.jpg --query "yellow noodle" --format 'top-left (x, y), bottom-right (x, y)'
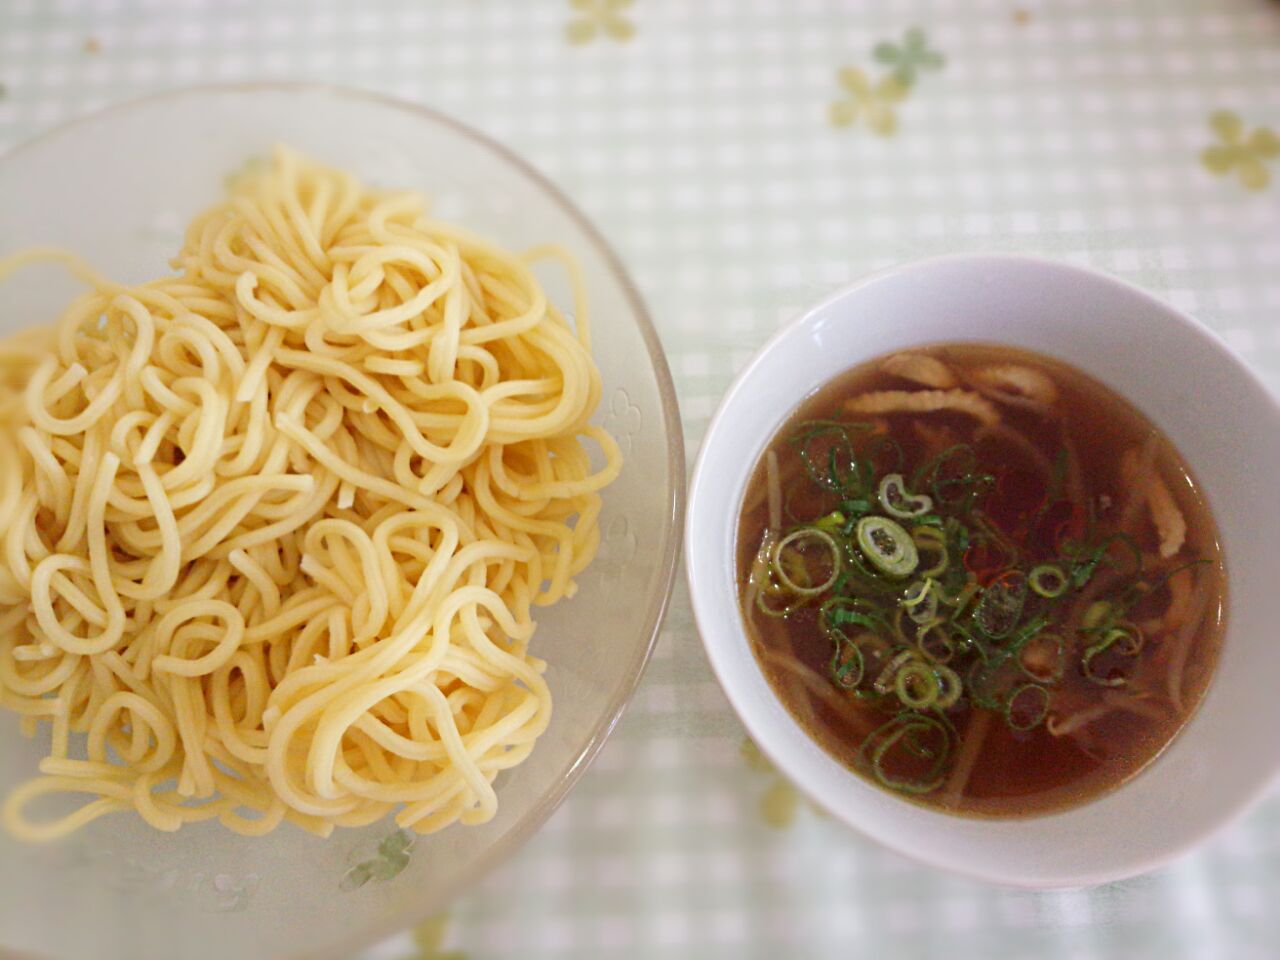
top-left (0, 147), bottom-right (620, 841)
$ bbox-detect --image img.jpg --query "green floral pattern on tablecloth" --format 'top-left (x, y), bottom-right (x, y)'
top-left (741, 738), bottom-right (804, 829)
top-left (1202, 111), bottom-right (1280, 191)
top-left (873, 28), bottom-right (946, 87)
top-left (402, 915), bottom-right (468, 960)
top-left (565, 0), bottom-right (636, 46)
top-left (829, 28), bottom-right (944, 136)
top-left (828, 68), bottom-right (909, 136)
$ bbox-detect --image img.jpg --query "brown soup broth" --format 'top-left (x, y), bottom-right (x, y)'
top-left (737, 343), bottom-right (1226, 817)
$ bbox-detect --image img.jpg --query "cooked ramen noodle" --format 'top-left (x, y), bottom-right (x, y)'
top-left (0, 147), bottom-right (621, 840)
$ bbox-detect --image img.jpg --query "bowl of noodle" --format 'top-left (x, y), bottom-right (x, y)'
top-left (0, 85), bottom-right (683, 960)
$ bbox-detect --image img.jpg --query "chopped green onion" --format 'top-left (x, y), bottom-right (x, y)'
top-left (755, 586), bottom-right (799, 618)
top-left (911, 443), bottom-right (967, 491)
top-left (902, 578), bottom-right (932, 609)
top-left (1005, 683), bottom-right (1050, 731)
top-left (820, 598), bottom-right (892, 640)
top-left (972, 571), bottom-right (1028, 640)
top-left (1081, 625), bottom-right (1140, 687)
top-left (873, 649), bottom-right (916, 695)
top-left (752, 591), bottom-right (793, 619)
top-left (1106, 622), bottom-right (1144, 656)
top-left (911, 525), bottom-right (949, 578)
top-left (1145, 558), bottom-right (1211, 594)
top-left (895, 661), bottom-right (940, 709)
top-left (1071, 534), bottom-right (1143, 588)
top-left (856, 516), bottom-right (919, 578)
top-left (1029, 563), bottom-right (1068, 598)
top-left (820, 599), bottom-right (897, 692)
top-left (1004, 611), bottom-right (1053, 654)
top-left (813, 510), bottom-right (847, 533)
top-left (839, 498), bottom-right (873, 518)
top-left (843, 545), bottom-right (910, 595)
top-left (934, 666), bottom-right (962, 709)
top-left (771, 527), bottom-right (841, 597)
top-left (902, 578), bottom-right (940, 625)
top-left (890, 605), bottom-right (913, 644)
top-left (945, 516), bottom-right (971, 554)
top-left (790, 421), bottom-right (866, 495)
top-left (829, 638), bottom-right (865, 689)
top-left (912, 445), bottom-right (993, 513)
top-left (859, 711), bottom-right (952, 795)
top-left (916, 618), bottom-right (956, 664)
top-left (819, 600), bottom-right (893, 687)
top-left (878, 473), bottom-right (934, 519)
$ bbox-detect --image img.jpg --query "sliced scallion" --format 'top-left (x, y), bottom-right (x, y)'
top-left (902, 578), bottom-right (939, 624)
top-left (789, 421), bottom-right (865, 495)
top-left (1005, 683), bottom-right (1050, 731)
top-left (972, 571), bottom-right (1028, 640)
top-left (934, 665), bottom-right (963, 709)
top-left (1080, 625), bottom-right (1140, 687)
top-left (1028, 563), bottom-right (1068, 598)
top-left (829, 638), bottom-right (865, 689)
top-left (916, 618), bottom-right (956, 664)
top-left (911, 525), bottom-right (949, 578)
top-left (859, 711), bottom-right (952, 795)
top-left (813, 510), bottom-right (847, 533)
top-left (856, 516), bottom-right (919, 578)
top-left (878, 473), bottom-right (934, 519)
top-left (820, 600), bottom-right (891, 648)
top-left (771, 527), bottom-right (841, 597)
top-left (755, 586), bottom-right (799, 618)
top-left (894, 660), bottom-right (940, 709)
top-left (1107, 622), bottom-right (1144, 656)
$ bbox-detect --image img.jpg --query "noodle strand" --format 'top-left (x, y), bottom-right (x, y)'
top-left (0, 147), bottom-right (619, 841)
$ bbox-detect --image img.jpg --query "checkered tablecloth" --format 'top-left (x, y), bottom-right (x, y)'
top-left (2, 1), bottom-right (1279, 958)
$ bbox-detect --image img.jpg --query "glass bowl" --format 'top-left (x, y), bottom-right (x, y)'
top-left (0, 84), bottom-right (684, 960)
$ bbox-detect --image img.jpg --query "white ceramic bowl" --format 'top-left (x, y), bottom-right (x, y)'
top-left (686, 254), bottom-right (1280, 889)
top-left (0, 85), bottom-right (685, 960)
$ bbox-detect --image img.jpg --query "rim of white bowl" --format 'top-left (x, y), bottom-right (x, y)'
top-left (687, 251), bottom-right (1280, 889)
top-left (0, 82), bottom-right (687, 958)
